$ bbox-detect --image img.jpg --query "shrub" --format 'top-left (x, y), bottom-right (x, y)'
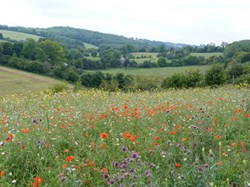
top-left (205, 64), bottom-right (227, 86)
top-left (50, 83), bottom-right (69, 94)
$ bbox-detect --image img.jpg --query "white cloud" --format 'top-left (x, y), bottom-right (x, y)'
top-left (1, 0), bottom-right (250, 45)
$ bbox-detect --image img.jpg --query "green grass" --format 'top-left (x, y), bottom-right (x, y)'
top-left (0, 29), bottom-right (41, 41)
top-left (0, 66), bottom-right (69, 96)
top-left (129, 52), bottom-right (158, 63)
top-left (0, 86), bottom-right (249, 186)
top-left (84, 56), bottom-right (101, 61)
top-left (97, 65), bottom-right (211, 78)
top-left (83, 42), bottom-right (98, 49)
top-left (190, 52), bottom-right (223, 58)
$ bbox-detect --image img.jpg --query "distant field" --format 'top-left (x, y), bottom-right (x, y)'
top-left (190, 52), bottom-right (223, 58)
top-left (0, 29), bottom-right (41, 41)
top-left (83, 42), bottom-right (98, 49)
top-left (84, 56), bottom-right (101, 61)
top-left (129, 52), bottom-right (158, 63)
top-left (0, 66), bottom-right (70, 96)
top-left (95, 65), bottom-right (211, 78)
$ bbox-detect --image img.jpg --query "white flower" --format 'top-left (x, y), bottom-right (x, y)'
top-left (12, 180), bottom-right (17, 183)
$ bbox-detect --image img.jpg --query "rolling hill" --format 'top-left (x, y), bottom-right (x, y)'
top-left (0, 25), bottom-right (187, 49)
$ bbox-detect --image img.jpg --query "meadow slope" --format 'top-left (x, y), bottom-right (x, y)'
top-left (0, 86), bottom-right (249, 186)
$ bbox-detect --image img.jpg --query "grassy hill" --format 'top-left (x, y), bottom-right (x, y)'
top-left (0, 66), bottom-right (70, 96)
top-left (0, 29), bottom-right (41, 41)
top-left (0, 25), bottom-right (186, 49)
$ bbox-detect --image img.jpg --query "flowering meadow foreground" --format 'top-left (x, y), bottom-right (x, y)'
top-left (0, 86), bottom-right (249, 187)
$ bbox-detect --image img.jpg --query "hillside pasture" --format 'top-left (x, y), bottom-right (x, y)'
top-left (98, 65), bottom-right (211, 78)
top-left (83, 42), bottom-right (98, 49)
top-left (0, 66), bottom-right (69, 96)
top-left (0, 29), bottom-right (41, 41)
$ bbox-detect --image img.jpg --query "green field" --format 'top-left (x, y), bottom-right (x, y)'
top-left (190, 52), bottom-right (223, 58)
top-left (0, 86), bottom-right (249, 186)
top-left (0, 66), bottom-right (69, 96)
top-left (0, 29), bottom-right (41, 41)
top-left (129, 52), bottom-right (158, 63)
top-left (83, 42), bottom-right (98, 49)
top-left (98, 65), bottom-right (211, 78)
top-left (84, 56), bottom-right (101, 61)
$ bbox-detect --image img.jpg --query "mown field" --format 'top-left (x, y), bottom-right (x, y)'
top-left (0, 86), bottom-right (249, 186)
top-left (190, 53), bottom-right (223, 58)
top-left (0, 30), bottom-right (41, 41)
top-left (0, 66), bottom-right (69, 96)
top-left (129, 52), bottom-right (223, 64)
top-left (99, 65), bottom-right (211, 78)
top-left (83, 42), bottom-right (98, 49)
top-left (129, 52), bottom-right (158, 64)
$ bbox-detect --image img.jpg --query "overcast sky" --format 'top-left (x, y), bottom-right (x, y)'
top-left (1, 0), bottom-right (250, 45)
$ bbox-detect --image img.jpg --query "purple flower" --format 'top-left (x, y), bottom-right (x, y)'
top-left (122, 146), bottom-right (127, 152)
top-left (149, 163), bottom-right (155, 168)
top-left (145, 170), bottom-right (150, 177)
top-left (198, 166), bottom-right (203, 171)
top-left (191, 125), bottom-right (199, 130)
top-left (121, 163), bottom-right (126, 169)
top-left (36, 139), bottom-right (41, 145)
top-left (102, 173), bottom-right (108, 180)
top-left (119, 176), bottom-right (124, 182)
top-left (131, 152), bottom-right (137, 159)
top-left (114, 161), bottom-right (119, 167)
top-left (204, 163), bottom-right (209, 168)
top-left (109, 179), bottom-right (114, 185)
top-left (177, 143), bottom-right (181, 147)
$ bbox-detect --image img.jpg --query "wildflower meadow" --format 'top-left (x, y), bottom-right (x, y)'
top-left (0, 86), bottom-right (249, 186)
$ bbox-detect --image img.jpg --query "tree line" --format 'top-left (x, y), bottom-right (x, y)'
top-left (0, 36), bottom-right (249, 90)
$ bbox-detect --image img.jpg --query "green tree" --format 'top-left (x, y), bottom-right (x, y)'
top-left (39, 40), bottom-right (65, 65)
top-left (2, 42), bottom-right (14, 56)
top-left (0, 33), bottom-right (4, 39)
top-left (21, 39), bottom-right (37, 60)
top-left (157, 57), bottom-right (167, 67)
top-left (205, 64), bottom-right (227, 86)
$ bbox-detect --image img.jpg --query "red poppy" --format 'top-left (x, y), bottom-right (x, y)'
top-left (0, 171), bottom-right (5, 177)
top-left (33, 176), bottom-right (43, 187)
top-left (169, 131), bottom-right (175, 135)
top-left (100, 132), bottom-right (108, 139)
top-left (130, 135), bottom-right (137, 142)
top-left (231, 142), bottom-right (237, 147)
top-left (175, 163), bottom-right (181, 168)
top-left (22, 128), bottom-right (30, 134)
top-left (101, 168), bottom-right (108, 173)
top-left (66, 156), bottom-right (75, 162)
top-left (218, 161), bottom-right (223, 166)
